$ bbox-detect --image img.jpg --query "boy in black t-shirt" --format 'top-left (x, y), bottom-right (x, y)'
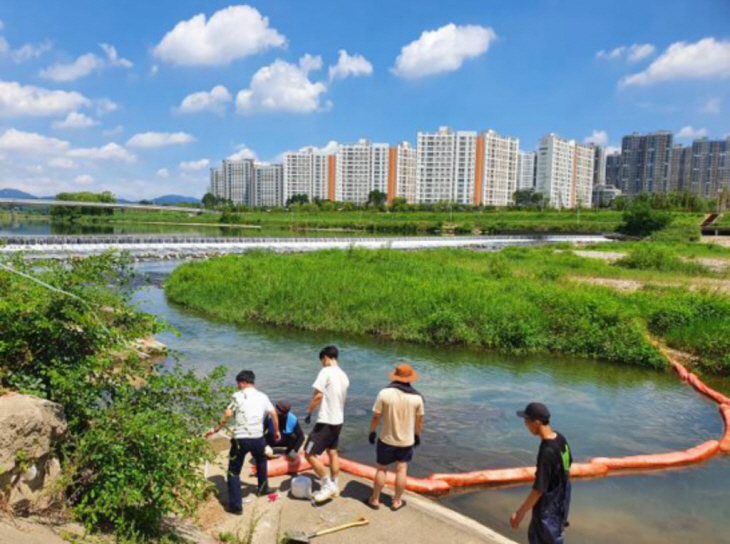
top-left (511, 402), bottom-right (572, 544)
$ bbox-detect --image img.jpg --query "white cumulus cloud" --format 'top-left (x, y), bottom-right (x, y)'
top-left (299, 140), bottom-right (339, 154)
top-left (227, 144), bottom-right (257, 161)
top-left (179, 158), bottom-right (210, 171)
top-left (157, 168), bottom-right (170, 178)
top-left (700, 97), bottom-right (721, 114)
top-left (153, 5), bottom-right (285, 66)
top-left (126, 131), bottom-right (195, 148)
top-left (39, 43), bottom-right (132, 82)
top-left (0, 128), bottom-right (70, 153)
top-left (9, 41), bottom-right (52, 63)
top-left (103, 125), bottom-right (124, 136)
top-left (620, 38), bottom-right (730, 87)
top-left (676, 126), bottom-right (709, 141)
top-left (48, 157), bottom-right (77, 169)
top-left (583, 130), bottom-right (609, 146)
top-left (52, 111), bottom-right (99, 129)
top-left (596, 43), bottom-right (655, 63)
top-left (74, 174), bottom-right (95, 185)
top-left (176, 85), bottom-right (232, 114)
top-left (392, 23), bottom-right (497, 79)
top-left (236, 55), bottom-right (328, 114)
top-left (68, 142), bottom-right (136, 162)
top-left (0, 80), bottom-right (90, 117)
top-left (328, 50), bottom-right (373, 81)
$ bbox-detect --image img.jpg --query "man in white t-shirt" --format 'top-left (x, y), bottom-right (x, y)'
top-left (303, 345), bottom-right (350, 504)
top-left (206, 370), bottom-right (280, 514)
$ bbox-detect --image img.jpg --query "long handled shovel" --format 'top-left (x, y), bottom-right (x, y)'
top-left (284, 516), bottom-right (369, 543)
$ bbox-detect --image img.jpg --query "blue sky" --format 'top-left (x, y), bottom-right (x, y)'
top-left (0, 0), bottom-right (728, 199)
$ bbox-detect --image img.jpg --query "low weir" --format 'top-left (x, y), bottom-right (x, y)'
top-left (0, 234), bottom-right (612, 259)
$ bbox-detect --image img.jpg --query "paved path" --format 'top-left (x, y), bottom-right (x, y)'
top-left (199, 457), bottom-right (518, 544)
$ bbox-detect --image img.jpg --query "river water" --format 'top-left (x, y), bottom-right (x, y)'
top-left (135, 261), bottom-right (730, 544)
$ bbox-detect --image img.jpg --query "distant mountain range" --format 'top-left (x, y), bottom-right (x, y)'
top-left (0, 188), bottom-right (201, 205)
top-left (0, 188), bottom-right (39, 199)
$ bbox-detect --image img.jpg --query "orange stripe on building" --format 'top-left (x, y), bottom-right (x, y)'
top-left (387, 147), bottom-right (398, 204)
top-left (327, 155), bottom-right (336, 201)
top-left (474, 135), bottom-right (485, 205)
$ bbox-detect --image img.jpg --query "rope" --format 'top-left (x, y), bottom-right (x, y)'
top-left (0, 261), bottom-right (111, 335)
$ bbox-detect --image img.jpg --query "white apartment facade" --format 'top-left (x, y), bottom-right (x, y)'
top-left (517, 151), bottom-right (536, 191)
top-left (536, 134), bottom-right (594, 208)
top-left (222, 159), bottom-right (255, 205)
top-left (393, 142), bottom-right (417, 203)
top-left (481, 130), bottom-right (519, 207)
top-left (283, 147), bottom-right (335, 203)
top-left (254, 163), bottom-right (284, 207)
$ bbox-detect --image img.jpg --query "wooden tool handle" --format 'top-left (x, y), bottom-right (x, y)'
top-left (313, 517), bottom-right (369, 537)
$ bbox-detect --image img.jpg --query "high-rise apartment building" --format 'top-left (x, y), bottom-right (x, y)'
top-left (689, 137), bottom-right (730, 197)
top-left (336, 139), bottom-right (379, 203)
top-left (535, 134), bottom-right (594, 208)
top-left (416, 127), bottom-right (462, 204)
top-left (605, 152), bottom-right (621, 188)
top-left (517, 151), bottom-right (536, 191)
top-left (389, 142), bottom-right (417, 203)
top-left (668, 145), bottom-right (693, 193)
top-left (254, 163), bottom-right (284, 207)
top-left (283, 147), bottom-right (335, 203)
top-left (221, 159), bottom-right (255, 205)
top-left (592, 145), bottom-right (607, 186)
top-left (416, 127), bottom-right (517, 206)
top-left (480, 130), bottom-right (519, 207)
top-left (618, 131), bottom-right (673, 196)
top-left (209, 167), bottom-right (226, 200)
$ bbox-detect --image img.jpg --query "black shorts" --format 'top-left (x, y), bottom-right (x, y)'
top-left (304, 423), bottom-right (343, 456)
top-left (376, 440), bottom-right (414, 465)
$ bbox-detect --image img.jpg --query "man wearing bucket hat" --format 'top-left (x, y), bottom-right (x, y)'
top-left (511, 402), bottom-right (572, 544)
top-left (365, 363), bottom-right (425, 512)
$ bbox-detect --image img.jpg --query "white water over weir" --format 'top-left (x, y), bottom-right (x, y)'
top-left (0, 234), bottom-right (612, 260)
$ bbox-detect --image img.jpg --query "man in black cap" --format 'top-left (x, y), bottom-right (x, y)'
top-left (511, 402), bottom-right (572, 544)
top-left (264, 401), bottom-right (305, 460)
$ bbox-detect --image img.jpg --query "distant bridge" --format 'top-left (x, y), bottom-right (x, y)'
top-left (0, 198), bottom-right (216, 215)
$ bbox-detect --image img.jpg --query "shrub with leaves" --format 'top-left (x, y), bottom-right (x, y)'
top-left (0, 252), bottom-right (231, 538)
top-left (68, 367), bottom-right (230, 538)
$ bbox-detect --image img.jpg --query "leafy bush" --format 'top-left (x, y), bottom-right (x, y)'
top-left (615, 246), bottom-right (709, 275)
top-left (618, 201), bottom-right (673, 237)
top-left (0, 252), bottom-right (230, 538)
top-left (69, 367), bottom-right (229, 538)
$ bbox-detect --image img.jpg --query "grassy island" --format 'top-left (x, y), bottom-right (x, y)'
top-left (166, 245), bottom-right (730, 375)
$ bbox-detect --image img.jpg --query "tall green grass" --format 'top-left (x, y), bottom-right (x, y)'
top-left (165, 248), bottom-right (730, 374)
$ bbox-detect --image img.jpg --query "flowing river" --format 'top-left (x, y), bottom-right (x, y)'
top-left (135, 260), bottom-right (730, 544)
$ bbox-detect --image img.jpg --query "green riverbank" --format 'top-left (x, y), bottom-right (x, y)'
top-left (165, 246), bottom-right (730, 375)
top-left (46, 208), bottom-right (703, 235)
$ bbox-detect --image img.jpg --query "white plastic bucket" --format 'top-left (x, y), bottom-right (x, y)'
top-left (291, 475), bottom-right (312, 499)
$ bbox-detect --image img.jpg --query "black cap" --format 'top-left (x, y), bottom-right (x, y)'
top-left (516, 402), bottom-right (551, 424)
top-left (276, 401), bottom-right (291, 414)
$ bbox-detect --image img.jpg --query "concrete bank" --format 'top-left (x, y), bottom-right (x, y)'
top-left (199, 450), bottom-right (519, 544)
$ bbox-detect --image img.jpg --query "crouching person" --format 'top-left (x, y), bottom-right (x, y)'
top-left (206, 370), bottom-right (280, 514)
top-left (265, 400), bottom-right (305, 460)
top-left (365, 363), bottom-right (424, 511)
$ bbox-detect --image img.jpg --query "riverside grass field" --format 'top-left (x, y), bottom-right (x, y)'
top-left (165, 244), bottom-right (730, 377)
top-left (51, 208), bottom-right (704, 234)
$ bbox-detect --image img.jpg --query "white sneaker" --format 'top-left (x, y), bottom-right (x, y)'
top-left (264, 446), bottom-right (276, 459)
top-left (313, 481), bottom-right (339, 504)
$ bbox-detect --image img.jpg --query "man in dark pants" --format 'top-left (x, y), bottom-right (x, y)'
top-left (510, 402), bottom-right (572, 544)
top-left (264, 401), bottom-right (305, 460)
top-left (206, 370), bottom-right (280, 514)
